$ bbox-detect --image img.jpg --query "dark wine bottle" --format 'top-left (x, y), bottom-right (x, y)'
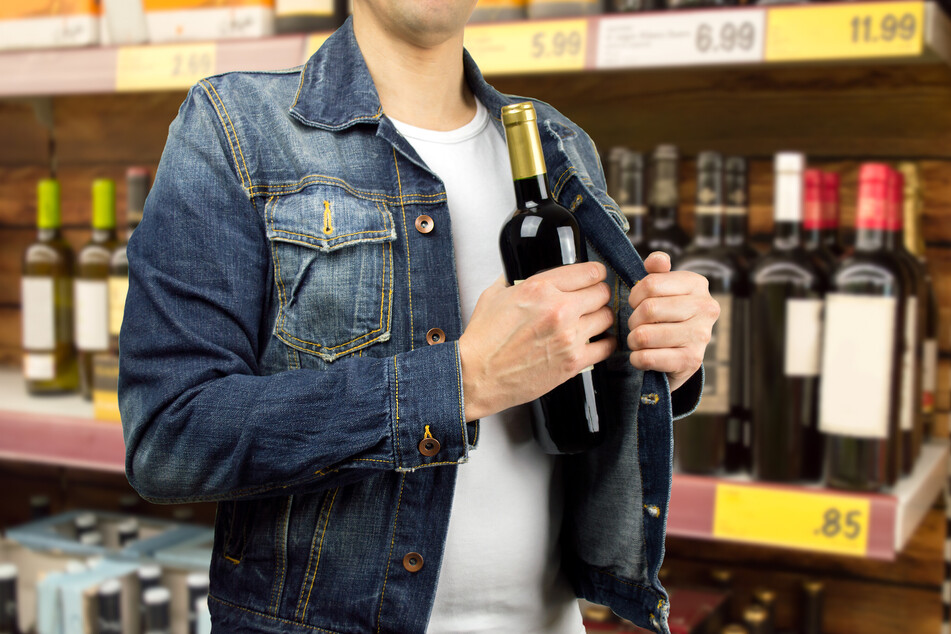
top-left (645, 144), bottom-right (689, 265)
top-left (187, 573), bottom-right (209, 634)
top-left (900, 162), bottom-right (939, 440)
top-left (0, 564), bottom-right (18, 634)
top-left (742, 604), bottom-right (770, 634)
top-left (821, 171), bottom-right (845, 258)
top-left (800, 580), bottom-right (823, 634)
top-left (498, 102), bottom-right (609, 455)
top-left (607, 147), bottom-right (647, 254)
top-left (723, 156), bottom-right (755, 473)
top-left (143, 587), bottom-right (171, 634)
top-left (110, 167), bottom-right (148, 354)
top-left (751, 153), bottom-right (827, 483)
top-left (97, 578), bottom-right (122, 634)
top-left (820, 163), bottom-right (904, 491)
top-left (138, 565), bottom-right (161, 632)
top-left (75, 179), bottom-right (120, 400)
top-left (675, 152), bottom-right (746, 474)
top-left (803, 169), bottom-right (837, 270)
top-left (886, 168), bottom-right (926, 474)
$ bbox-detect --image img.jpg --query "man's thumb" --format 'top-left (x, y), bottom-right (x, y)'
top-left (644, 251), bottom-right (671, 274)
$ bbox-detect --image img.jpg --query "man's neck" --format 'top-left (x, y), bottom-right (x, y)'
top-left (352, 6), bottom-right (476, 131)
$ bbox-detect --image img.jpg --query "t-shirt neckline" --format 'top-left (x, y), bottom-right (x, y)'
top-left (389, 99), bottom-right (489, 145)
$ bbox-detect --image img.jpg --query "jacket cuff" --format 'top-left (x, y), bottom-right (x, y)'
top-left (670, 366), bottom-right (704, 421)
top-left (389, 341), bottom-right (469, 471)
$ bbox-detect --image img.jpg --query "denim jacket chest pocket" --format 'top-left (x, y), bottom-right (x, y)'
top-left (264, 185), bottom-right (397, 363)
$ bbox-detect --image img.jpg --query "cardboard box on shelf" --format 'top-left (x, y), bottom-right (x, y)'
top-left (0, 0), bottom-right (101, 51)
top-left (144, 0), bottom-right (275, 43)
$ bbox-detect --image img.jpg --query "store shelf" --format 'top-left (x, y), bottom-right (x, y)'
top-left (669, 442), bottom-right (949, 560)
top-left (0, 0), bottom-right (949, 98)
top-left (0, 370), bottom-right (124, 474)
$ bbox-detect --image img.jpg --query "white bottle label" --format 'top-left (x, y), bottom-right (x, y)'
top-left (784, 298), bottom-right (823, 377)
top-left (695, 293), bottom-right (732, 415)
top-left (922, 338), bottom-right (938, 411)
top-left (819, 294), bottom-right (897, 439)
top-left (21, 276), bottom-right (55, 350)
top-left (899, 298), bottom-right (918, 432)
top-left (75, 279), bottom-right (109, 351)
top-left (109, 276), bottom-right (129, 338)
top-left (23, 353), bottom-right (55, 380)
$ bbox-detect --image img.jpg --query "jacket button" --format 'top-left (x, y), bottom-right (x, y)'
top-left (403, 552), bottom-right (424, 572)
top-left (418, 436), bottom-right (441, 457)
top-left (414, 215), bottom-right (434, 234)
top-left (426, 328), bottom-right (445, 345)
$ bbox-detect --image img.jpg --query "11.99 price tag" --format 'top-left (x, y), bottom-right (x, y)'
top-left (766, 1), bottom-right (924, 62)
top-left (713, 483), bottom-right (871, 556)
top-left (464, 19), bottom-right (588, 75)
top-left (595, 8), bottom-right (766, 69)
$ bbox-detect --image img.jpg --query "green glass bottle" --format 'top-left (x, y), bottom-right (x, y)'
top-left (75, 179), bottom-right (120, 400)
top-left (22, 179), bottom-right (79, 394)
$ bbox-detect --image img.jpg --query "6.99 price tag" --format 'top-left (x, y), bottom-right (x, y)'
top-left (464, 19), bottom-right (588, 75)
top-left (713, 483), bottom-right (871, 556)
top-left (596, 8), bottom-right (766, 69)
top-left (116, 43), bottom-right (216, 92)
top-left (765, 1), bottom-right (924, 62)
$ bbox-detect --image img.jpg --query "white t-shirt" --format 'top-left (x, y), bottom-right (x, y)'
top-left (389, 100), bottom-right (585, 634)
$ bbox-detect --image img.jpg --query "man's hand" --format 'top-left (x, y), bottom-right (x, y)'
top-left (459, 262), bottom-right (617, 422)
top-left (628, 252), bottom-right (720, 392)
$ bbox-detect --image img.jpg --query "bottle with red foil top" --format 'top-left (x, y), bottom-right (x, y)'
top-left (885, 168), bottom-right (926, 474)
top-left (820, 172), bottom-right (845, 258)
top-left (819, 163), bottom-right (905, 491)
top-left (803, 169), bottom-right (835, 270)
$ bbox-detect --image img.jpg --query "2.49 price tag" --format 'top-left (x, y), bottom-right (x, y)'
top-left (116, 43), bottom-right (216, 92)
top-left (713, 483), bottom-right (871, 556)
top-left (464, 19), bottom-right (588, 75)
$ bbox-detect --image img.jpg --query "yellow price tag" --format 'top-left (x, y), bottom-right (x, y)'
top-left (713, 483), bottom-right (871, 556)
top-left (464, 18), bottom-right (588, 76)
top-left (303, 33), bottom-right (333, 64)
top-left (116, 43), bottom-right (216, 92)
top-left (765, 1), bottom-right (924, 62)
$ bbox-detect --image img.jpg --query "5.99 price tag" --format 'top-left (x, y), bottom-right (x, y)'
top-left (713, 483), bottom-right (871, 556)
top-left (116, 43), bottom-right (216, 92)
top-left (464, 19), bottom-right (588, 75)
top-left (596, 8), bottom-right (765, 69)
top-left (765, 1), bottom-right (924, 62)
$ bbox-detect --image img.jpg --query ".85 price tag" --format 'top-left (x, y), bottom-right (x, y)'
top-left (713, 483), bottom-right (871, 556)
top-left (765, 1), bottom-right (924, 62)
top-left (116, 43), bottom-right (216, 92)
top-left (464, 19), bottom-right (588, 75)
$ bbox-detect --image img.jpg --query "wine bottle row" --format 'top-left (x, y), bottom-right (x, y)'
top-left (607, 147), bottom-right (940, 491)
top-left (20, 168), bottom-right (149, 399)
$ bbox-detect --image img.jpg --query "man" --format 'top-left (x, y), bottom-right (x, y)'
top-left (119, 1), bottom-right (718, 632)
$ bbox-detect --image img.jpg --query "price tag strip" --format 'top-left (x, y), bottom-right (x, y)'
top-left (713, 482), bottom-right (878, 557)
top-left (765, 0), bottom-right (924, 62)
top-left (464, 18), bottom-right (589, 76)
top-left (595, 8), bottom-right (766, 69)
top-left (116, 43), bottom-right (216, 92)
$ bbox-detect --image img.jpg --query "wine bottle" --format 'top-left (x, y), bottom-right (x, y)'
top-left (139, 565), bottom-right (162, 632)
top-left (675, 152), bottom-right (746, 474)
top-left (885, 168), bottom-right (925, 474)
top-left (723, 156), bottom-right (755, 473)
top-left (820, 163), bottom-right (904, 491)
top-left (187, 573), bottom-right (209, 634)
top-left (607, 147), bottom-right (647, 253)
top-left (803, 169), bottom-right (836, 270)
top-left (900, 162), bottom-right (939, 439)
top-left (75, 179), bottom-right (120, 400)
top-left (751, 153), bottom-right (827, 483)
top-left (110, 168), bottom-right (148, 354)
top-left (118, 518), bottom-right (140, 547)
top-left (0, 564), bottom-right (18, 634)
top-left (498, 102), bottom-right (609, 454)
top-left (143, 587), bottom-right (172, 634)
top-left (800, 580), bottom-right (823, 634)
top-left (98, 579), bottom-right (122, 634)
top-left (821, 171), bottom-right (845, 258)
top-left (645, 144), bottom-right (689, 264)
top-left (742, 604), bottom-right (769, 634)
top-left (22, 179), bottom-right (78, 394)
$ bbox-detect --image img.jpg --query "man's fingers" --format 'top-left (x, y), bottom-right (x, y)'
top-left (531, 262), bottom-right (607, 293)
top-left (629, 347), bottom-right (702, 376)
top-left (628, 270), bottom-right (708, 310)
top-left (630, 295), bottom-right (710, 327)
top-left (628, 321), bottom-right (706, 351)
top-left (578, 306), bottom-right (616, 341)
top-left (578, 337), bottom-right (617, 372)
top-left (643, 251), bottom-right (671, 274)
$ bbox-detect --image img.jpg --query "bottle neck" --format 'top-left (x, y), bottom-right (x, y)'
top-left (821, 228), bottom-right (840, 250)
top-left (92, 227), bottom-right (117, 243)
top-left (693, 212), bottom-right (722, 248)
top-left (855, 227), bottom-right (887, 252)
top-left (883, 228), bottom-right (905, 251)
top-left (514, 174), bottom-right (552, 210)
top-left (772, 221), bottom-right (801, 250)
top-left (650, 204), bottom-right (678, 227)
top-left (38, 227), bottom-right (61, 241)
top-left (724, 212), bottom-right (749, 247)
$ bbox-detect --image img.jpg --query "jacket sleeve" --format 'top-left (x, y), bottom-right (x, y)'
top-left (119, 84), bottom-right (469, 504)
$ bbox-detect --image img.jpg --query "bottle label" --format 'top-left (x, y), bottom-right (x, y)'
top-left (21, 276), bottom-right (55, 350)
top-left (109, 276), bottom-right (129, 338)
top-left (784, 298), bottom-right (823, 377)
top-left (922, 338), bottom-right (938, 412)
top-left (24, 353), bottom-right (55, 380)
top-left (725, 206), bottom-right (748, 216)
top-left (899, 298), bottom-right (918, 432)
top-left (695, 294), bottom-right (732, 415)
top-left (621, 204), bottom-right (646, 217)
top-left (819, 294), bottom-right (897, 439)
top-left (75, 279), bottom-right (109, 351)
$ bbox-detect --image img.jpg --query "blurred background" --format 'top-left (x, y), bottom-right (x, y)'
top-left (2, 0), bottom-right (951, 632)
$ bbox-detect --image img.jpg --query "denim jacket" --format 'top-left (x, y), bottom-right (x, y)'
top-left (120, 17), bottom-right (701, 634)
